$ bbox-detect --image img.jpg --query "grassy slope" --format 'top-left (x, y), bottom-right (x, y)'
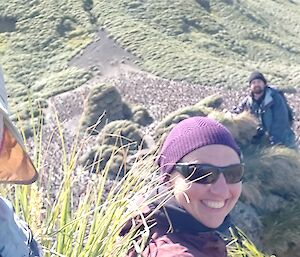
top-left (1, 1), bottom-right (299, 255)
top-left (0, 0), bottom-right (94, 122)
top-left (93, 0), bottom-right (300, 88)
top-left (2, 0), bottom-right (300, 120)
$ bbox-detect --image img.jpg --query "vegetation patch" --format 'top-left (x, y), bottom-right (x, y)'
top-left (92, 0), bottom-right (300, 88)
top-left (81, 83), bottom-right (154, 135)
top-left (0, 0), bottom-right (95, 125)
top-left (80, 83), bottom-right (131, 134)
top-left (262, 200), bottom-right (300, 257)
top-left (98, 119), bottom-right (147, 151)
top-left (131, 105), bottom-right (154, 127)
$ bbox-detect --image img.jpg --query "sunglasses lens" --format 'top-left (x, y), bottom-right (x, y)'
top-left (223, 165), bottom-right (244, 184)
top-left (189, 165), bottom-right (219, 184)
top-left (176, 163), bottom-right (244, 184)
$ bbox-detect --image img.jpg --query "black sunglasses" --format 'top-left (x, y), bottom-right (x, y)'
top-left (174, 163), bottom-right (244, 184)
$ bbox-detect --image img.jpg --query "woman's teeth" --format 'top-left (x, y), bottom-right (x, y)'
top-left (202, 200), bottom-right (225, 209)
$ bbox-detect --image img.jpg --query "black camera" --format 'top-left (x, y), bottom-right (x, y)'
top-left (251, 127), bottom-right (265, 144)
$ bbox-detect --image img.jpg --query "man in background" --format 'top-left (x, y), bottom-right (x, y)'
top-left (233, 71), bottom-right (296, 148)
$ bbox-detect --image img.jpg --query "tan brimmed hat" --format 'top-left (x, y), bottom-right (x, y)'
top-left (0, 68), bottom-right (38, 184)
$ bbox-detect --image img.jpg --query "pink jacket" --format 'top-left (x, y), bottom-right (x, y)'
top-left (123, 203), bottom-right (228, 257)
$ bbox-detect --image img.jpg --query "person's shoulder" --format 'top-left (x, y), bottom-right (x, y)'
top-left (0, 196), bottom-right (14, 210)
top-left (267, 85), bottom-right (282, 96)
top-left (0, 197), bottom-right (42, 257)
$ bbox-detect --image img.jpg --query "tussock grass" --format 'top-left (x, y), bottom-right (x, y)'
top-left (154, 100), bottom-right (257, 148)
top-left (208, 111), bottom-right (258, 146)
top-left (79, 144), bottom-right (127, 175)
top-left (98, 120), bottom-right (147, 150)
top-left (197, 94), bottom-right (224, 109)
top-left (80, 83), bottom-right (126, 134)
top-left (1, 108), bottom-right (167, 257)
top-left (227, 227), bottom-right (271, 257)
top-left (241, 146), bottom-right (300, 212)
top-left (154, 104), bottom-right (211, 143)
top-left (80, 84), bottom-right (151, 135)
top-left (80, 119), bottom-right (148, 175)
top-left (131, 105), bottom-right (154, 127)
top-left (262, 200), bottom-right (300, 257)
top-left (0, 105), bottom-right (271, 257)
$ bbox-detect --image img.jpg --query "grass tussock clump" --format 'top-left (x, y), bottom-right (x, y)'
top-left (154, 104), bottom-right (211, 142)
top-left (81, 84), bottom-right (128, 134)
top-left (262, 200), bottom-right (300, 257)
top-left (98, 120), bottom-right (147, 151)
top-left (81, 83), bottom-right (152, 135)
top-left (208, 111), bottom-right (258, 146)
top-left (196, 94), bottom-right (223, 109)
top-left (80, 120), bottom-right (147, 175)
top-left (241, 146), bottom-right (300, 212)
top-left (80, 144), bottom-right (126, 175)
top-left (131, 105), bottom-right (154, 127)
top-left (154, 97), bottom-right (257, 148)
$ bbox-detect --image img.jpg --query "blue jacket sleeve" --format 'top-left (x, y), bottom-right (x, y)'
top-left (0, 197), bottom-right (42, 257)
top-left (268, 92), bottom-right (290, 144)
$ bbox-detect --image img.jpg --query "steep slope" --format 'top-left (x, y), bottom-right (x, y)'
top-left (0, 0), bottom-right (93, 121)
top-left (93, 0), bottom-right (300, 87)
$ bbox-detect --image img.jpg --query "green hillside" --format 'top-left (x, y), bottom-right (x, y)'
top-left (2, 1), bottom-right (300, 256)
top-left (1, 0), bottom-right (300, 120)
top-left (92, 0), bottom-right (300, 87)
top-left (0, 0), bottom-right (94, 122)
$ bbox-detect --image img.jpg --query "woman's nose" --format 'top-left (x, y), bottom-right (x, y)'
top-left (209, 174), bottom-right (230, 197)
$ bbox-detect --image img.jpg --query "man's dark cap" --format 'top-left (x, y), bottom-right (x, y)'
top-left (249, 71), bottom-right (267, 85)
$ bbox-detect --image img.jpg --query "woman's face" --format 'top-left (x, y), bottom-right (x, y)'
top-left (170, 144), bottom-right (242, 228)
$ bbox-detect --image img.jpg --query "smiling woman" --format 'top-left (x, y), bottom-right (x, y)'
top-left (170, 144), bottom-right (242, 229)
top-left (123, 116), bottom-right (244, 257)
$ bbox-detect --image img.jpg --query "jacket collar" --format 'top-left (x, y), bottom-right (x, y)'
top-left (249, 86), bottom-right (273, 109)
top-left (263, 87), bottom-right (273, 107)
top-left (152, 198), bottom-right (232, 235)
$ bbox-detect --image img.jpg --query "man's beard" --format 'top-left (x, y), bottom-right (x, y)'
top-left (252, 86), bottom-right (264, 94)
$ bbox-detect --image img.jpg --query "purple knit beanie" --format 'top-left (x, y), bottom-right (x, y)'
top-left (157, 116), bottom-right (241, 178)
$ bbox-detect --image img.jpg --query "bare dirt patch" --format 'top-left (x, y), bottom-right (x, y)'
top-left (70, 29), bottom-right (140, 77)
